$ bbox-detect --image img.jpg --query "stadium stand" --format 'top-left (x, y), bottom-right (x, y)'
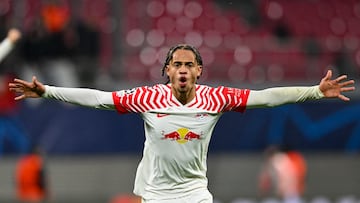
top-left (121, 0), bottom-right (359, 84)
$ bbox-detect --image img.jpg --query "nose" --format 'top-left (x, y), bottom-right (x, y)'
top-left (179, 65), bottom-right (188, 73)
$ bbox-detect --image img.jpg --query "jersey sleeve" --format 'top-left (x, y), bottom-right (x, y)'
top-left (112, 85), bottom-right (165, 114)
top-left (112, 88), bottom-right (140, 114)
top-left (222, 87), bottom-right (251, 113)
top-left (43, 85), bottom-right (115, 110)
top-left (246, 85), bottom-right (324, 109)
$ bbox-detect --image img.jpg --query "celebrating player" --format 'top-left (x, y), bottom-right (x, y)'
top-left (9, 44), bottom-right (355, 203)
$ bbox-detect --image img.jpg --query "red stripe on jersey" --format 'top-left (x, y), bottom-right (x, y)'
top-left (165, 85), bottom-right (180, 107)
top-left (127, 92), bottom-right (142, 112)
top-left (145, 88), bottom-right (156, 109)
top-left (217, 87), bottom-right (226, 112)
top-left (148, 86), bottom-right (166, 110)
top-left (134, 87), bottom-right (147, 112)
top-left (205, 88), bottom-right (214, 111)
top-left (191, 85), bottom-right (201, 106)
top-left (210, 88), bottom-right (219, 112)
top-left (141, 87), bottom-right (153, 111)
top-left (232, 89), bottom-right (250, 112)
top-left (153, 89), bottom-right (163, 109)
top-left (201, 87), bottom-right (209, 109)
top-left (121, 94), bottom-right (137, 112)
top-left (163, 85), bottom-right (176, 106)
top-left (188, 87), bottom-right (199, 108)
top-left (157, 85), bottom-right (169, 107)
top-left (112, 85), bottom-right (250, 114)
top-left (112, 85), bottom-right (171, 114)
top-left (112, 92), bottom-right (129, 114)
top-left (211, 87), bottom-right (225, 112)
top-left (197, 86), bottom-right (209, 109)
top-left (223, 87), bottom-right (250, 113)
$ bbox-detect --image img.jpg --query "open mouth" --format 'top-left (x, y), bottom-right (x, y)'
top-left (179, 77), bottom-right (187, 87)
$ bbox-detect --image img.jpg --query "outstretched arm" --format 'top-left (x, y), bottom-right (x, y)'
top-left (247, 70), bottom-right (355, 108)
top-left (9, 76), bottom-right (115, 110)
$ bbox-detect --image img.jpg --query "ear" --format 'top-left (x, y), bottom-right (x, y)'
top-left (165, 65), bottom-right (170, 77)
top-left (197, 66), bottom-right (203, 78)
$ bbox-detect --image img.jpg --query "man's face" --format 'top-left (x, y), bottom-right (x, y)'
top-left (166, 49), bottom-right (202, 94)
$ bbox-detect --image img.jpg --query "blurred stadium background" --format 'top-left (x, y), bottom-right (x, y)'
top-left (0, 0), bottom-right (359, 202)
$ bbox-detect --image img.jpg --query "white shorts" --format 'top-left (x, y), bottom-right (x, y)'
top-left (141, 189), bottom-right (213, 203)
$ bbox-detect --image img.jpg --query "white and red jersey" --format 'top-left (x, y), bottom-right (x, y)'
top-left (44, 82), bottom-right (323, 200)
top-left (43, 82), bottom-right (323, 200)
top-left (112, 84), bottom-right (250, 200)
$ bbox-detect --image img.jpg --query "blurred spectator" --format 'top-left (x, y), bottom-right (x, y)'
top-left (0, 74), bottom-right (30, 154)
top-left (214, 0), bottom-right (261, 26)
top-left (258, 145), bottom-right (307, 203)
top-left (15, 145), bottom-right (48, 202)
top-left (0, 28), bottom-right (21, 63)
top-left (19, 0), bottom-right (79, 88)
top-left (302, 34), bottom-right (323, 79)
top-left (41, 0), bottom-right (70, 33)
top-left (333, 48), bottom-right (358, 79)
top-left (39, 0), bottom-right (71, 59)
top-left (0, 74), bottom-right (17, 114)
top-left (65, 16), bottom-right (100, 86)
top-left (20, 17), bottom-right (49, 64)
top-left (0, 28), bottom-right (29, 155)
top-left (272, 21), bottom-right (292, 45)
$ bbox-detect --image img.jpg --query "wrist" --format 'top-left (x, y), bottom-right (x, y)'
top-left (314, 85), bottom-right (325, 99)
top-left (42, 85), bottom-right (51, 98)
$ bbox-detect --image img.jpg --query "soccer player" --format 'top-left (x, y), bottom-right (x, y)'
top-left (9, 44), bottom-right (355, 203)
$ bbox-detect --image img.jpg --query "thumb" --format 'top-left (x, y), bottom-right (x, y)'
top-left (32, 76), bottom-right (37, 83)
top-left (31, 76), bottom-right (45, 96)
top-left (324, 70), bottom-right (332, 81)
top-left (32, 76), bottom-right (42, 88)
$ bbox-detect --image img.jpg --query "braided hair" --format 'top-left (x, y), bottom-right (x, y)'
top-left (161, 44), bottom-right (203, 83)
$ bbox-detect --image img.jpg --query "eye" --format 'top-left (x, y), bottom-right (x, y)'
top-left (173, 62), bottom-right (182, 67)
top-left (186, 62), bottom-right (194, 67)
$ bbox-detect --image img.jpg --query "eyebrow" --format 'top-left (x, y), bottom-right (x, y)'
top-left (172, 61), bottom-right (195, 65)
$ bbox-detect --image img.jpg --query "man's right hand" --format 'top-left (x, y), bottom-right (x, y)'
top-left (8, 76), bottom-right (45, 100)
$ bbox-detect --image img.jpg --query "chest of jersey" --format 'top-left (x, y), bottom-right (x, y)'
top-left (142, 109), bottom-right (220, 145)
top-left (141, 108), bottom-right (221, 163)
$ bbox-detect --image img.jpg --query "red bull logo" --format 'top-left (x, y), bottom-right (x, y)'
top-left (162, 128), bottom-right (202, 144)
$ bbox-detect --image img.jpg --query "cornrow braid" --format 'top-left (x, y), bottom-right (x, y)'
top-left (161, 44), bottom-right (203, 84)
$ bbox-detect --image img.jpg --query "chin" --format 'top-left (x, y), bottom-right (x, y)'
top-left (178, 86), bottom-right (188, 92)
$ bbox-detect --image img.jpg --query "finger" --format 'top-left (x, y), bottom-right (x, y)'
top-left (325, 70), bottom-right (332, 80)
top-left (8, 83), bottom-right (18, 88)
top-left (13, 78), bottom-right (31, 87)
top-left (341, 87), bottom-right (356, 92)
top-left (14, 94), bottom-right (26, 101)
top-left (32, 76), bottom-right (37, 83)
top-left (335, 75), bottom-right (347, 82)
top-left (34, 77), bottom-right (42, 88)
top-left (338, 94), bottom-right (350, 101)
top-left (340, 80), bottom-right (355, 88)
top-left (9, 82), bottom-right (24, 88)
top-left (8, 87), bottom-right (17, 92)
top-left (10, 88), bottom-right (23, 94)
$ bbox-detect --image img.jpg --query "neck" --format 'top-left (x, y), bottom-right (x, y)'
top-left (177, 93), bottom-right (192, 105)
top-left (172, 86), bottom-right (196, 105)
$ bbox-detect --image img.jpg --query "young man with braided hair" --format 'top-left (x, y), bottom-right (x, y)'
top-left (9, 44), bottom-right (355, 203)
